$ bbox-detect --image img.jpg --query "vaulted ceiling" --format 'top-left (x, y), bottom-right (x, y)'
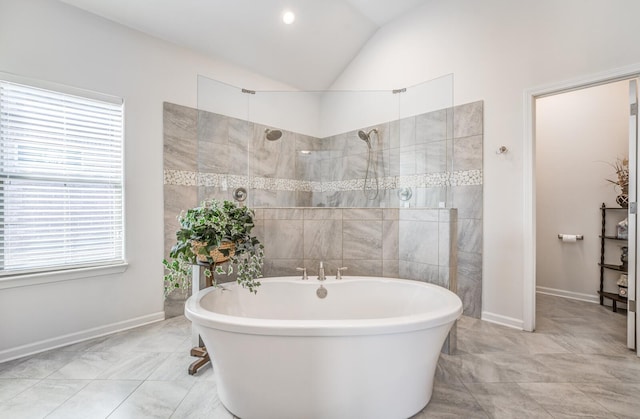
top-left (58, 0), bottom-right (428, 90)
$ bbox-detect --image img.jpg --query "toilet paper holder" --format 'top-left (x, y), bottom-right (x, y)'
top-left (557, 234), bottom-right (584, 240)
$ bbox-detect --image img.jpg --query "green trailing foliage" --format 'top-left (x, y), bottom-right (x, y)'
top-left (162, 199), bottom-right (264, 297)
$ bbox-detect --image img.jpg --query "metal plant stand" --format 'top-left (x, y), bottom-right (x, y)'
top-left (187, 262), bottom-right (216, 375)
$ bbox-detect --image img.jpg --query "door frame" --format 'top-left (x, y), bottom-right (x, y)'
top-left (523, 63), bottom-right (640, 334)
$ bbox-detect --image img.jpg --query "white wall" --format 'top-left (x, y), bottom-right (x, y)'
top-left (536, 81), bottom-right (629, 300)
top-left (196, 73), bottom-right (455, 139)
top-left (331, 0), bottom-right (640, 327)
top-left (0, 0), bottom-right (290, 361)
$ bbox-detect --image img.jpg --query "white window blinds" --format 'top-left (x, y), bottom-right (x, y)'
top-left (0, 79), bottom-right (124, 275)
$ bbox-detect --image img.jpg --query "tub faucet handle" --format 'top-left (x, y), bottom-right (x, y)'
top-left (318, 261), bottom-right (326, 281)
top-left (296, 267), bottom-right (308, 280)
top-left (336, 267), bottom-right (348, 280)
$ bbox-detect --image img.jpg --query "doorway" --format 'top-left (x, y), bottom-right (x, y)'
top-left (535, 80), bottom-right (630, 343)
top-left (523, 66), bottom-right (640, 355)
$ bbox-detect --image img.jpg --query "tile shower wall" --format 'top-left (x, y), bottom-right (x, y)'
top-left (163, 101), bottom-right (483, 318)
top-left (254, 207), bottom-right (455, 281)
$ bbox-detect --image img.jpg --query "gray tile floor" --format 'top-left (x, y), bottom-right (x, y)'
top-left (0, 293), bottom-right (637, 418)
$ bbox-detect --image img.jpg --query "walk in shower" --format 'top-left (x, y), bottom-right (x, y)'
top-left (163, 74), bottom-right (484, 319)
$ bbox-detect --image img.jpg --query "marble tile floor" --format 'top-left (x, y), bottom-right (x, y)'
top-left (0, 293), bottom-right (637, 418)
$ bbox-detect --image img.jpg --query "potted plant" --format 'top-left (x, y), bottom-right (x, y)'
top-left (162, 199), bottom-right (264, 297)
top-left (606, 157), bottom-right (629, 208)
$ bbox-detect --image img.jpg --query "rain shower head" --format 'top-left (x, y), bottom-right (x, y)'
top-left (265, 128), bottom-right (283, 141)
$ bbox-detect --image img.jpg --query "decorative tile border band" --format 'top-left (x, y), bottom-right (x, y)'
top-left (164, 169), bottom-right (482, 191)
top-left (397, 170), bottom-right (483, 188)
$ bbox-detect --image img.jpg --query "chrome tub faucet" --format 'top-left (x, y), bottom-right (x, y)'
top-left (318, 261), bottom-right (326, 281)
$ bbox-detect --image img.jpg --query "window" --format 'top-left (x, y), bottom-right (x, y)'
top-left (0, 78), bottom-right (124, 276)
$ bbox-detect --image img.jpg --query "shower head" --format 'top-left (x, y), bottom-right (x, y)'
top-left (357, 128), bottom-right (378, 148)
top-left (265, 128), bottom-right (283, 141)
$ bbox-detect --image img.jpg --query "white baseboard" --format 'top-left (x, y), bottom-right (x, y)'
top-left (481, 311), bottom-right (524, 330)
top-left (536, 286), bottom-right (599, 304)
top-left (0, 312), bottom-right (165, 363)
top-left (481, 287), bottom-right (616, 333)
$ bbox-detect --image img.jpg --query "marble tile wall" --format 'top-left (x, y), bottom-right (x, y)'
top-left (398, 209), bottom-right (458, 292)
top-left (163, 101), bottom-right (483, 210)
top-left (253, 208), bottom-right (457, 295)
top-left (451, 101), bottom-right (483, 318)
top-left (163, 101), bottom-right (483, 318)
top-left (313, 101), bottom-right (483, 210)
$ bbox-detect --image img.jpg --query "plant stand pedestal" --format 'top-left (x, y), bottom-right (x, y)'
top-left (187, 262), bottom-right (216, 375)
top-left (188, 346), bottom-right (210, 375)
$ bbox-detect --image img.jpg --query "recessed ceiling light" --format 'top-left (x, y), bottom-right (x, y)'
top-left (282, 10), bottom-right (295, 25)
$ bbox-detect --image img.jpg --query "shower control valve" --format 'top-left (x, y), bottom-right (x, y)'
top-left (296, 267), bottom-right (308, 280)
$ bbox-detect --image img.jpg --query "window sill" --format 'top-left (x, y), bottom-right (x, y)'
top-left (0, 263), bottom-right (129, 290)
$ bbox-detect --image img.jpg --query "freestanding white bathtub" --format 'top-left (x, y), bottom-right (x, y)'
top-left (185, 276), bottom-right (462, 419)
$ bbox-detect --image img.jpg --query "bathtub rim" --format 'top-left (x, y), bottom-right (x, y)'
top-left (185, 276), bottom-right (462, 337)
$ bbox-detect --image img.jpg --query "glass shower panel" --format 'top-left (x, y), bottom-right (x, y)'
top-left (318, 90), bottom-right (398, 138)
top-left (249, 88), bottom-right (399, 208)
top-left (249, 90), bottom-right (322, 138)
top-left (318, 89), bottom-right (400, 208)
top-left (196, 75), bottom-right (251, 205)
top-left (197, 75), bottom-right (250, 120)
top-left (397, 74), bottom-right (454, 208)
top-left (247, 90), bottom-right (323, 207)
top-left (195, 73), bottom-right (454, 209)
top-left (398, 74), bottom-right (454, 119)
